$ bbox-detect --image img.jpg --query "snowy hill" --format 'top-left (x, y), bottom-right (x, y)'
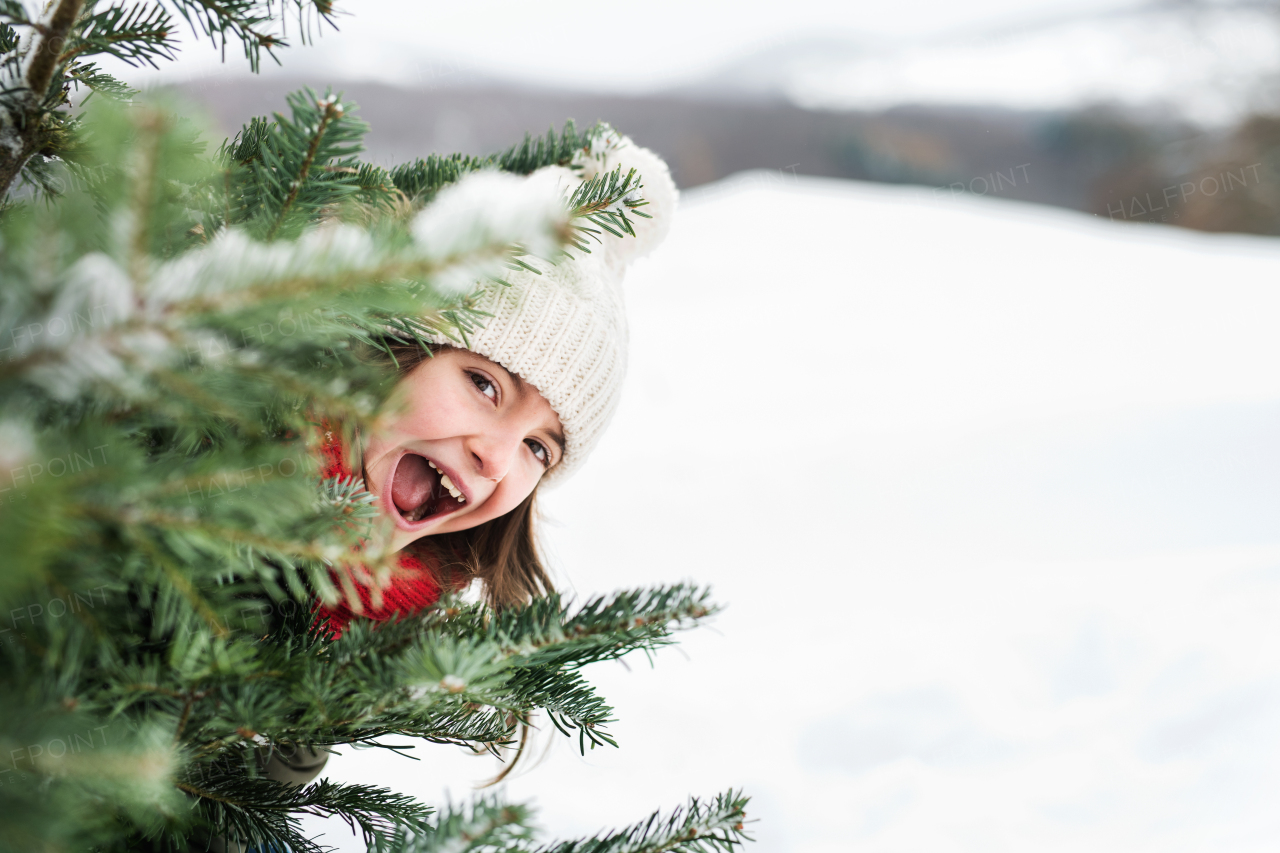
top-left (151, 4), bottom-right (1280, 126)
top-left (688, 6), bottom-right (1280, 124)
top-left (306, 173), bottom-right (1280, 852)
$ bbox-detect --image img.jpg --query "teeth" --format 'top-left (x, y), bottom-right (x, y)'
top-left (437, 472), bottom-right (463, 500)
top-left (401, 460), bottom-right (466, 520)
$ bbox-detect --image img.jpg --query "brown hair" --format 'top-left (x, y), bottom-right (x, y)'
top-left (377, 340), bottom-right (554, 608)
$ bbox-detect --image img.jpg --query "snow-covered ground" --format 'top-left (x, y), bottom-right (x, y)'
top-left (307, 174), bottom-right (1280, 852)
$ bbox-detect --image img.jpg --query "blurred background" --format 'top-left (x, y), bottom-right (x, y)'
top-left (151, 0), bottom-right (1280, 235)
top-left (117, 1), bottom-right (1280, 850)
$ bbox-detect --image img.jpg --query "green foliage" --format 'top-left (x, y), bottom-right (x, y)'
top-left (211, 87), bottom-right (370, 240)
top-left (0, 0), bottom-right (340, 198)
top-left (165, 0), bottom-right (339, 71)
top-left (0, 88), bottom-right (747, 853)
top-left (535, 791), bottom-right (751, 853)
top-left (497, 121), bottom-right (592, 175)
top-left (379, 797), bottom-right (533, 853)
top-left (380, 793), bottom-right (751, 853)
top-left (69, 2), bottom-right (177, 69)
top-left (389, 120), bottom-right (599, 209)
top-left (180, 775), bottom-right (432, 853)
top-left (0, 17), bottom-right (19, 53)
top-left (566, 163), bottom-right (652, 253)
top-left (67, 60), bottom-right (140, 101)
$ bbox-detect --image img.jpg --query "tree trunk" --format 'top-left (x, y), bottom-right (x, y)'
top-left (0, 119), bottom-right (45, 198)
top-left (0, 0), bottom-right (85, 198)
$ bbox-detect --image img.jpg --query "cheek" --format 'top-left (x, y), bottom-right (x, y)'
top-left (489, 469), bottom-right (540, 515)
top-left (363, 383), bottom-right (469, 489)
top-left (450, 468), bottom-right (540, 532)
top-left (378, 379), bottom-right (482, 460)
top-left (393, 382), bottom-right (468, 437)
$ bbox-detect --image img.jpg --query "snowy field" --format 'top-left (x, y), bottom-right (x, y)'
top-left (307, 174), bottom-right (1280, 851)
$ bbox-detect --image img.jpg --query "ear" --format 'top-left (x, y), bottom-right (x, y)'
top-left (576, 134), bottom-right (679, 266)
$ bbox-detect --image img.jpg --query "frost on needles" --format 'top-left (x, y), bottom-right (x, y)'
top-left (0, 46), bottom-right (750, 853)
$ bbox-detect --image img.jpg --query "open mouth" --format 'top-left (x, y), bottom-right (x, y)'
top-left (387, 451), bottom-right (467, 526)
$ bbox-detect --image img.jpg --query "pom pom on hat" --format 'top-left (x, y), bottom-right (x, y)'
top-left (424, 129), bottom-right (678, 486)
top-left (576, 130), bottom-right (679, 267)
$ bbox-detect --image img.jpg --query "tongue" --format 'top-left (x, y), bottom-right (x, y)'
top-left (391, 454), bottom-right (434, 513)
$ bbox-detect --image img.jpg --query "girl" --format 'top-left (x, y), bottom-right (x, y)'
top-left (311, 132), bottom-right (678, 636)
top-left (254, 132), bottom-right (677, 792)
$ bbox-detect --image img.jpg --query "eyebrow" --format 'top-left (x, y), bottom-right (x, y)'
top-left (494, 361), bottom-right (567, 457)
top-left (502, 365), bottom-right (525, 391)
top-left (548, 428), bottom-right (566, 456)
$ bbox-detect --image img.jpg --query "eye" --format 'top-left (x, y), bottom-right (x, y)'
top-left (467, 371), bottom-right (497, 403)
top-left (525, 438), bottom-right (550, 468)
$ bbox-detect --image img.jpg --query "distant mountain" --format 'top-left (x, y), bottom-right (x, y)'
top-left (171, 76), bottom-right (1199, 214)
top-left (679, 5), bottom-right (1280, 125)
top-left (674, 36), bottom-right (872, 103)
top-left (172, 47), bottom-right (1280, 237)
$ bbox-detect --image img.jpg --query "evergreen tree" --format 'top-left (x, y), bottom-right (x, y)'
top-left (0, 3), bottom-right (750, 851)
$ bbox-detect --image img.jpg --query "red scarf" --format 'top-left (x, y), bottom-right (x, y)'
top-left (312, 424), bottom-right (442, 638)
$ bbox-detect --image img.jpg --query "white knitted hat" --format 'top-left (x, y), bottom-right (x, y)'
top-left (430, 133), bottom-right (678, 485)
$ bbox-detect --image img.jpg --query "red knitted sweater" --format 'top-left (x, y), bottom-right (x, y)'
top-left (311, 425), bottom-right (443, 637)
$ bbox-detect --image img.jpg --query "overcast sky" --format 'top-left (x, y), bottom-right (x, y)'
top-left (138, 0), bottom-right (1143, 92)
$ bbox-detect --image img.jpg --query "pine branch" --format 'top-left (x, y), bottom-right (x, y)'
top-left (219, 113), bottom-right (273, 164)
top-left (0, 212), bottom-right (514, 407)
top-left (350, 160), bottom-right (398, 209)
top-left (565, 165), bottom-right (652, 254)
top-left (0, 16), bottom-right (19, 53)
top-left (184, 774), bottom-right (431, 853)
top-left (477, 585), bottom-right (718, 670)
top-left (0, 0), bottom-right (84, 195)
top-left (204, 87), bottom-right (369, 240)
top-left (504, 666), bottom-right (618, 751)
top-left (0, 89), bottom-right (745, 853)
top-left (90, 583), bottom-right (715, 770)
top-left (496, 120), bottom-right (585, 175)
top-left (265, 91), bottom-right (342, 239)
top-left (387, 121), bottom-right (606, 210)
top-left (534, 792), bottom-right (751, 853)
top-left (388, 151), bottom-right (487, 207)
top-left (165, 0), bottom-right (337, 72)
top-left (0, 0), bottom-right (341, 199)
top-left (379, 797), bottom-right (532, 853)
top-left (383, 793), bottom-right (751, 853)
top-left (22, 0), bottom-right (86, 98)
top-left (60, 2), bottom-right (178, 69)
top-left (66, 61), bottom-right (136, 99)
top-left (0, 711), bottom-right (185, 851)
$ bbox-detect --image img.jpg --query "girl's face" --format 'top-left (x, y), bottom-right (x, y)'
top-left (362, 348), bottom-right (564, 553)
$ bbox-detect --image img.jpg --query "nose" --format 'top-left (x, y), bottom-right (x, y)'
top-left (464, 427), bottom-right (525, 482)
